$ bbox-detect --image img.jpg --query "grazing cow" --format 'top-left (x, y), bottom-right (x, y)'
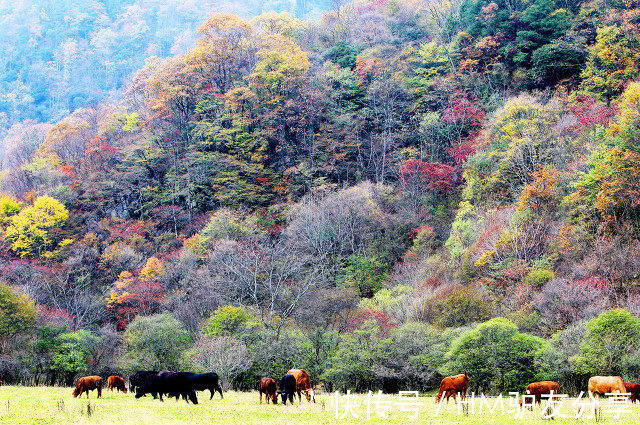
top-left (589, 376), bottom-right (626, 398)
top-left (184, 372), bottom-right (223, 400)
top-left (520, 381), bottom-right (560, 407)
top-left (435, 373), bottom-right (469, 404)
top-left (129, 370), bottom-right (159, 397)
top-left (107, 376), bottom-right (127, 393)
top-left (279, 374), bottom-right (296, 405)
top-left (259, 377), bottom-right (278, 404)
top-left (72, 376), bottom-right (103, 398)
top-left (287, 369), bottom-right (315, 403)
top-left (624, 382), bottom-right (640, 403)
top-left (135, 371), bottom-right (197, 404)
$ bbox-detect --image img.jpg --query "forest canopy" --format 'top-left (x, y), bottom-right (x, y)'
top-left (1, 0), bottom-right (640, 395)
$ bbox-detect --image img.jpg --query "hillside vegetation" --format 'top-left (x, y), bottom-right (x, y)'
top-left (1, 0), bottom-right (640, 395)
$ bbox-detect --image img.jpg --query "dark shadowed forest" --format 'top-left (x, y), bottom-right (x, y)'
top-left (1, 0), bottom-right (640, 396)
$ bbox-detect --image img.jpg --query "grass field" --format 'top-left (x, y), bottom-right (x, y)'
top-left (0, 385), bottom-right (638, 424)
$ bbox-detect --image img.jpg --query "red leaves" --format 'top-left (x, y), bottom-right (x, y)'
top-left (399, 159), bottom-right (460, 196)
top-left (569, 95), bottom-right (617, 132)
top-left (346, 308), bottom-right (397, 337)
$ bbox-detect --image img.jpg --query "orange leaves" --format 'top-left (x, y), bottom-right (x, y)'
top-left (517, 167), bottom-right (562, 213)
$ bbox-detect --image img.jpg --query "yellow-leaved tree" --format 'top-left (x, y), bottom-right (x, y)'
top-left (5, 196), bottom-right (71, 258)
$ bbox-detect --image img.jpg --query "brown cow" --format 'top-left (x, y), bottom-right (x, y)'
top-left (259, 377), bottom-right (278, 404)
top-left (435, 373), bottom-right (469, 404)
top-left (107, 375), bottom-right (127, 393)
top-left (588, 376), bottom-right (626, 398)
top-left (287, 369), bottom-right (315, 403)
top-left (520, 381), bottom-right (560, 407)
top-left (624, 382), bottom-right (640, 403)
top-left (72, 376), bottom-right (103, 398)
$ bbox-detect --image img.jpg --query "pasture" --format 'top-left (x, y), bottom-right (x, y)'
top-left (1, 385), bottom-right (639, 424)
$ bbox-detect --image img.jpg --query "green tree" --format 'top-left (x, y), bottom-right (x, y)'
top-left (444, 317), bottom-right (546, 393)
top-left (322, 320), bottom-right (387, 392)
top-left (49, 330), bottom-right (99, 386)
top-left (572, 309), bottom-right (640, 376)
top-left (0, 284), bottom-right (36, 354)
top-left (121, 312), bottom-right (193, 372)
top-left (4, 195), bottom-right (70, 258)
top-left (205, 305), bottom-right (260, 337)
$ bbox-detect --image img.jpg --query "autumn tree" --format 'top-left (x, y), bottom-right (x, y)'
top-left (0, 284), bottom-right (36, 354)
top-left (5, 195), bottom-right (71, 258)
top-left (186, 13), bottom-right (256, 94)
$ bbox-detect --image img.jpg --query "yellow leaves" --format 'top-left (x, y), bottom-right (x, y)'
top-left (0, 194), bottom-right (22, 224)
top-left (107, 271), bottom-right (134, 305)
top-left (250, 12), bottom-right (307, 37)
top-left (4, 196), bottom-right (69, 258)
top-left (140, 257), bottom-right (164, 280)
top-left (250, 33), bottom-right (309, 97)
top-left (474, 250), bottom-right (495, 267)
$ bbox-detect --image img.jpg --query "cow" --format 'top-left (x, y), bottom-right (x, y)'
top-left (588, 376), bottom-right (626, 398)
top-left (259, 377), bottom-right (278, 404)
top-left (520, 381), bottom-right (560, 408)
top-left (184, 372), bottom-right (223, 400)
top-left (135, 371), bottom-right (198, 404)
top-left (129, 370), bottom-right (159, 397)
top-left (279, 374), bottom-right (296, 405)
top-left (107, 376), bottom-right (127, 393)
top-left (72, 376), bottom-right (103, 398)
top-left (624, 382), bottom-right (640, 403)
top-left (435, 373), bottom-right (469, 404)
top-left (287, 369), bottom-right (315, 403)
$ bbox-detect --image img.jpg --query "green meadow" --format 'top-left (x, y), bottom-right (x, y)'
top-left (0, 385), bottom-right (638, 424)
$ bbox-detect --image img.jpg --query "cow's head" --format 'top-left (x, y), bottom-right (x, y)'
top-left (270, 393), bottom-right (278, 404)
top-left (72, 388), bottom-right (79, 398)
top-left (435, 393), bottom-right (441, 404)
top-left (304, 388), bottom-right (316, 403)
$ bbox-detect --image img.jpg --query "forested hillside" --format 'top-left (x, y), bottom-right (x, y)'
top-left (0, 0), bottom-right (331, 138)
top-left (1, 0), bottom-right (640, 395)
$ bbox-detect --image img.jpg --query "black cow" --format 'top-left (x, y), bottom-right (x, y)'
top-left (279, 374), bottom-right (296, 405)
top-left (135, 371), bottom-right (198, 404)
top-left (184, 372), bottom-right (224, 400)
top-left (129, 370), bottom-right (159, 396)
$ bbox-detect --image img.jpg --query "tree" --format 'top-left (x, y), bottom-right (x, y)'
top-left (444, 317), bottom-right (546, 393)
top-left (49, 329), bottom-right (100, 386)
top-left (572, 309), bottom-right (640, 376)
top-left (189, 335), bottom-right (253, 389)
top-left (4, 195), bottom-right (70, 258)
top-left (0, 284), bottom-right (36, 354)
top-left (121, 313), bottom-right (192, 372)
top-left (186, 13), bottom-right (255, 95)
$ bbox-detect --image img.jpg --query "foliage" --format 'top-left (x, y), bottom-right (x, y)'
top-left (0, 284), bottom-right (36, 353)
top-left (205, 305), bottom-right (260, 337)
top-left (571, 308), bottom-right (640, 376)
top-left (443, 317), bottom-right (546, 393)
top-left (121, 313), bottom-right (192, 372)
top-left (417, 284), bottom-right (492, 328)
top-left (49, 329), bottom-right (99, 386)
top-left (4, 196), bottom-right (69, 258)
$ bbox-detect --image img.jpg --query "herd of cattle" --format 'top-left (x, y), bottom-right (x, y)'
top-left (53, 371), bottom-right (640, 407)
top-left (71, 368), bottom-right (315, 405)
top-left (434, 373), bottom-right (640, 405)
